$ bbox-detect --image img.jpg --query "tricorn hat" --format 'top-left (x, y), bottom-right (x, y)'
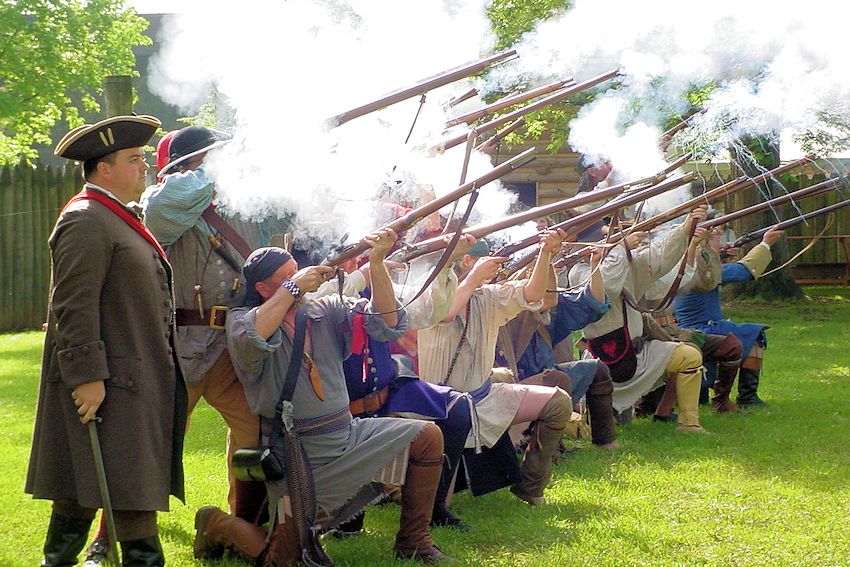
top-left (158, 125), bottom-right (231, 176)
top-left (54, 115), bottom-right (161, 162)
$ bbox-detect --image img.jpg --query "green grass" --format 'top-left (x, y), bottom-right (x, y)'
top-left (3, 287), bottom-right (850, 566)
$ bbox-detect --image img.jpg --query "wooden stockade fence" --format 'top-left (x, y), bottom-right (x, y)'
top-left (1, 161), bottom-right (81, 332)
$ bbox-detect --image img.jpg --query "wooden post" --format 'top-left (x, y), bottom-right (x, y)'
top-left (0, 166), bottom-right (13, 328)
top-left (102, 75), bottom-right (134, 117)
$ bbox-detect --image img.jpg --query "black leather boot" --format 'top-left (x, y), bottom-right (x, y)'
top-left (430, 501), bottom-right (470, 532)
top-left (737, 367), bottom-right (767, 407)
top-left (81, 537), bottom-right (110, 567)
top-left (41, 513), bottom-right (93, 567)
top-left (120, 536), bottom-right (164, 567)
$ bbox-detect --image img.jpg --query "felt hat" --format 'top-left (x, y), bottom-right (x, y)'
top-left (158, 125), bottom-right (231, 175)
top-left (54, 115), bottom-right (161, 162)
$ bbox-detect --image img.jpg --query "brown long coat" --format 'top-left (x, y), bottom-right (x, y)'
top-left (25, 189), bottom-right (187, 511)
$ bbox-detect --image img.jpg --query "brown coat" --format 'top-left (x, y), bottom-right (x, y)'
top-left (25, 190), bottom-right (187, 511)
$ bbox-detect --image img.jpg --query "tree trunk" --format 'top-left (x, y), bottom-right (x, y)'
top-left (727, 136), bottom-right (804, 301)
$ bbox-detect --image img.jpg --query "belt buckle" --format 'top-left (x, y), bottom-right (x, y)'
top-left (209, 305), bottom-right (229, 330)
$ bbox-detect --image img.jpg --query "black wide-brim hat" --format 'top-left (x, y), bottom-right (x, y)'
top-left (158, 125), bottom-right (231, 176)
top-left (54, 115), bottom-right (161, 162)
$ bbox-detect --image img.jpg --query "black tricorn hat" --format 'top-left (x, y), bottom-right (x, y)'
top-left (158, 125), bottom-right (231, 176)
top-left (54, 115), bottom-right (161, 162)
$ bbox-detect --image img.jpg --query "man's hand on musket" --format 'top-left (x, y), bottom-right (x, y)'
top-left (692, 226), bottom-right (710, 245)
top-left (539, 228), bottom-right (567, 256)
top-left (468, 255), bottom-right (510, 285)
top-left (445, 233), bottom-right (476, 263)
top-left (684, 205), bottom-right (708, 232)
top-left (72, 380), bottom-right (105, 424)
top-left (365, 228), bottom-right (399, 262)
top-left (291, 265), bottom-right (336, 294)
top-left (762, 226), bottom-right (784, 246)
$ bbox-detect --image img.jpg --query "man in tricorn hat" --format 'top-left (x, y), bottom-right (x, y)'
top-left (26, 115), bottom-right (187, 566)
top-left (141, 126), bottom-right (268, 541)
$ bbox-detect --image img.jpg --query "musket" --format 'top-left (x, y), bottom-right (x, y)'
top-left (555, 156), bottom-right (815, 267)
top-left (497, 172), bottom-right (696, 272)
top-left (700, 177), bottom-right (845, 229)
top-left (325, 50), bottom-right (518, 128)
top-left (322, 147), bottom-right (536, 266)
top-left (445, 78), bottom-right (575, 128)
top-left (433, 68), bottom-right (620, 152)
top-left (447, 88), bottom-right (479, 108)
top-left (475, 117), bottom-right (526, 152)
top-left (621, 156), bottom-right (814, 236)
top-left (657, 109), bottom-right (706, 147)
top-left (391, 155), bottom-right (691, 264)
top-left (733, 197), bottom-right (850, 247)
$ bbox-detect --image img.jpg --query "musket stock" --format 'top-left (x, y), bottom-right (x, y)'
top-left (323, 147), bottom-right (536, 266)
top-left (326, 50), bottom-right (518, 128)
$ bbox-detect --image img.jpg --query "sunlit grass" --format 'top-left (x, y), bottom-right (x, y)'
top-left (3, 287), bottom-right (849, 566)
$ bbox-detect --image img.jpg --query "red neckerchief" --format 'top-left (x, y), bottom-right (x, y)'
top-left (64, 189), bottom-right (167, 259)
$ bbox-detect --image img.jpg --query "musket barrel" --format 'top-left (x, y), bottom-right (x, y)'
top-left (435, 68), bottom-right (620, 152)
top-left (734, 197), bottom-right (850, 247)
top-left (323, 147), bottom-right (536, 266)
top-left (445, 78), bottom-right (574, 128)
top-left (326, 50), bottom-right (518, 128)
top-left (497, 172), bottom-right (695, 262)
top-left (701, 177), bottom-right (843, 229)
top-left (392, 167), bottom-right (673, 264)
top-left (554, 156), bottom-right (816, 267)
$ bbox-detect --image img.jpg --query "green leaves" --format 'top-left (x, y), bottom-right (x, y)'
top-left (0, 0), bottom-right (150, 164)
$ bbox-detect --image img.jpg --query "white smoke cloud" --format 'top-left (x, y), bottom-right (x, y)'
top-left (147, 0), bottom-right (518, 256)
top-left (488, 0), bottom-right (850, 180)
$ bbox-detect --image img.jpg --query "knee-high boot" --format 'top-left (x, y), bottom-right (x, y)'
top-left (675, 369), bottom-right (704, 432)
top-left (511, 389), bottom-right (572, 504)
top-left (265, 514), bottom-right (303, 567)
top-left (586, 376), bottom-right (617, 447)
top-left (41, 513), bottom-right (93, 567)
top-left (233, 479), bottom-right (269, 525)
top-left (120, 537), bottom-right (165, 567)
top-left (737, 367), bottom-right (766, 406)
top-left (431, 398), bottom-right (472, 532)
top-left (712, 362), bottom-right (740, 413)
top-left (394, 423), bottom-right (454, 563)
top-left (194, 505), bottom-right (268, 563)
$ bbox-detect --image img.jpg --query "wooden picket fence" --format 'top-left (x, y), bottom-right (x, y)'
top-left (0, 161), bottom-right (81, 331)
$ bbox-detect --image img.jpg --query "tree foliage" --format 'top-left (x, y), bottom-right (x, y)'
top-left (0, 0), bottom-right (150, 164)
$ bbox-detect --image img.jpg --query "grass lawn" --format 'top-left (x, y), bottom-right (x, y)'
top-left (2, 287), bottom-right (849, 566)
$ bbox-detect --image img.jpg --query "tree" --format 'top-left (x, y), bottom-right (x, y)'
top-left (0, 0), bottom-right (150, 164)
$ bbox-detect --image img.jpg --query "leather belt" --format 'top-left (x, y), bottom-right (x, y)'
top-left (176, 306), bottom-right (228, 330)
top-left (653, 315), bottom-right (677, 327)
top-left (348, 386), bottom-right (389, 417)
